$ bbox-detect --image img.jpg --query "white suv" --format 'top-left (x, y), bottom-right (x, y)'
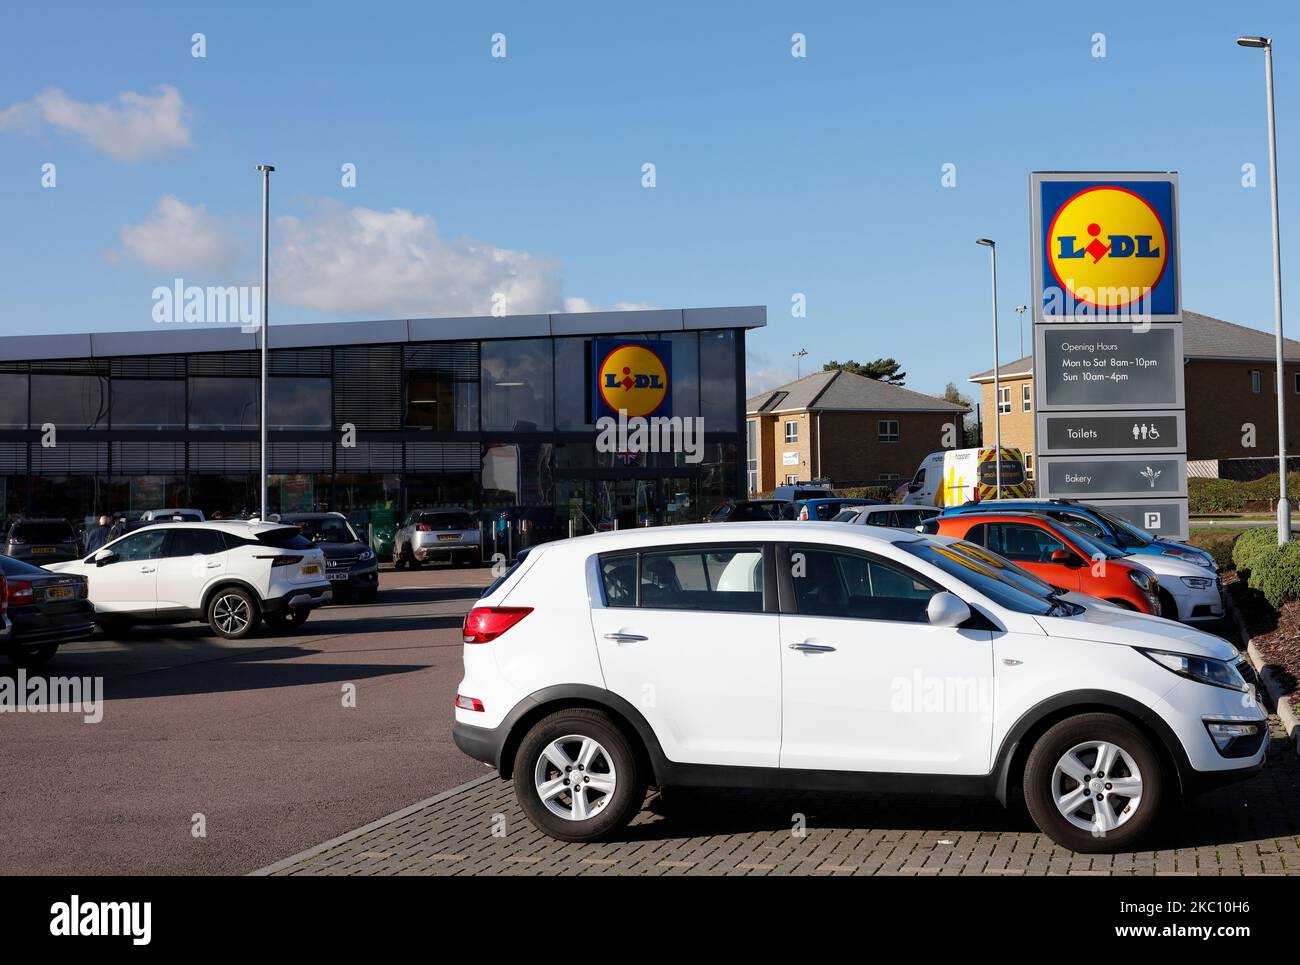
top-left (50, 521), bottom-right (331, 639)
top-left (453, 522), bottom-right (1266, 853)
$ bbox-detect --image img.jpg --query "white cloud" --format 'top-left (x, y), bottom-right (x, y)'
top-left (562, 297), bottom-right (660, 314)
top-left (0, 85), bottom-right (189, 162)
top-left (272, 201), bottom-right (563, 317)
top-left (745, 347), bottom-right (798, 397)
top-left (112, 195), bottom-right (238, 273)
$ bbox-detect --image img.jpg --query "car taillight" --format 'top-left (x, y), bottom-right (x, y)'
top-left (455, 694), bottom-right (485, 712)
top-left (462, 606), bottom-right (533, 643)
top-left (272, 554), bottom-right (304, 567)
top-left (417, 524), bottom-right (431, 531)
top-left (6, 580), bottom-right (33, 606)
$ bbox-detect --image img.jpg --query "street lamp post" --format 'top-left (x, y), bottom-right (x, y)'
top-left (1014, 304), bottom-right (1028, 359)
top-left (792, 347), bottom-right (808, 379)
top-left (255, 164), bottom-right (275, 521)
top-left (1238, 35), bottom-right (1290, 545)
top-left (976, 239), bottom-right (1002, 498)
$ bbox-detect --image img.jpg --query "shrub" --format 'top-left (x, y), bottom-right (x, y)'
top-left (832, 486), bottom-right (893, 502)
top-left (1189, 472), bottom-right (1300, 515)
top-left (1247, 540), bottom-right (1300, 608)
top-left (1189, 530), bottom-right (1243, 571)
top-left (1232, 526), bottom-right (1282, 574)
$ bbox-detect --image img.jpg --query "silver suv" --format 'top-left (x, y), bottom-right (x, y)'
top-left (393, 508), bottom-right (482, 569)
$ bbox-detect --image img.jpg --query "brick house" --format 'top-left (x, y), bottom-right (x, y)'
top-left (745, 370), bottom-right (969, 494)
top-left (969, 311), bottom-right (1300, 469)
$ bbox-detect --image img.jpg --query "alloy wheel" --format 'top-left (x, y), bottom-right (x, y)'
top-left (1051, 740), bottom-right (1144, 836)
top-left (213, 594), bottom-right (251, 635)
top-left (533, 734), bottom-right (617, 821)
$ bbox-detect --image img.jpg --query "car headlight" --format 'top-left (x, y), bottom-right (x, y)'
top-left (1163, 547), bottom-right (1216, 570)
top-left (1139, 649), bottom-right (1248, 692)
top-left (1181, 575), bottom-right (1214, 589)
top-left (1127, 569), bottom-right (1152, 591)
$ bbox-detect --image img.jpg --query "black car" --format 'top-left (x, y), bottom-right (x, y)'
top-left (702, 499), bottom-right (794, 522)
top-left (0, 555), bottom-right (94, 666)
top-left (4, 518), bottom-right (81, 564)
top-left (277, 512), bottom-right (379, 603)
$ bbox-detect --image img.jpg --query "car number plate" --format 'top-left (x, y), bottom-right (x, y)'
top-left (31, 546), bottom-right (55, 554)
top-left (45, 586), bottom-right (74, 600)
top-left (302, 564), bottom-right (321, 575)
top-left (437, 534), bottom-right (459, 541)
top-left (326, 572), bottom-right (348, 581)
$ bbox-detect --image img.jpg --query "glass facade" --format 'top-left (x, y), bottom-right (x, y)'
top-left (0, 327), bottom-right (746, 556)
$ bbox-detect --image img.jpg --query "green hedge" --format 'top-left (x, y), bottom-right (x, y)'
top-left (1232, 527), bottom-right (1281, 574)
top-left (832, 486), bottom-right (894, 502)
top-left (1189, 472), bottom-right (1300, 514)
top-left (1189, 529), bottom-right (1244, 570)
top-left (1247, 540), bottom-right (1300, 608)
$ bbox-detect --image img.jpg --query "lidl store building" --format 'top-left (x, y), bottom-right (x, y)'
top-left (0, 306), bottom-right (761, 555)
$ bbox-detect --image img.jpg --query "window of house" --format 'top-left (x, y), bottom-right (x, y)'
top-left (878, 419), bottom-right (900, 442)
top-left (1251, 369), bottom-right (1262, 394)
top-left (784, 420), bottom-right (798, 443)
top-left (1022, 383), bottom-right (1032, 411)
top-left (1294, 372), bottom-right (1300, 394)
top-left (998, 386), bottom-right (1011, 414)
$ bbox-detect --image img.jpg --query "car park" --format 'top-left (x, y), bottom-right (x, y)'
top-left (278, 512), bottom-right (379, 603)
top-left (702, 499), bottom-right (792, 522)
top-left (938, 501), bottom-right (1221, 623)
top-left (0, 555), bottom-right (93, 666)
top-left (847, 504), bottom-right (942, 529)
top-left (452, 521), bottom-right (1264, 853)
top-left (48, 520), bottom-right (331, 639)
top-left (4, 518), bottom-right (81, 564)
top-left (792, 497), bottom-right (882, 520)
top-left (393, 508), bottom-right (483, 569)
top-left (929, 512), bottom-right (1162, 615)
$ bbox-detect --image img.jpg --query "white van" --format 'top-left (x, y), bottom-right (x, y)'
top-left (898, 447), bottom-right (1029, 507)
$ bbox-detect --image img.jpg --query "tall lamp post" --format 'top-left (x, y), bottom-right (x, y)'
top-left (976, 238), bottom-right (1002, 498)
top-left (792, 347), bottom-right (808, 379)
top-left (1014, 304), bottom-right (1028, 359)
top-left (1238, 36), bottom-right (1290, 545)
top-left (256, 164), bottom-right (275, 521)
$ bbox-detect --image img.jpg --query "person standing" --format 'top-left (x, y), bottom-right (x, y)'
top-left (84, 515), bottom-right (111, 553)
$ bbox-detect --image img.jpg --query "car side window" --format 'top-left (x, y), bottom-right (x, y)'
top-left (600, 553), bottom-right (638, 607)
top-left (163, 529), bottom-right (226, 558)
top-left (1047, 511), bottom-right (1106, 540)
top-left (789, 547), bottom-right (939, 622)
top-left (111, 530), bottom-right (168, 562)
top-left (639, 548), bottom-right (763, 612)
top-left (985, 523), bottom-right (1067, 564)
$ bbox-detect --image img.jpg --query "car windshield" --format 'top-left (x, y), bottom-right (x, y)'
top-left (1090, 508), bottom-right (1155, 547)
top-left (1061, 523), bottom-right (1127, 560)
top-left (900, 538), bottom-right (1066, 616)
top-left (292, 517), bottom-right (360, 543)
top-left (10, 522), bottom-right (74, 542)
top-left (419, 513), bottom-right (475, 530)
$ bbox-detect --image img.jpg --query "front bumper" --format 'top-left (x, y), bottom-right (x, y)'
top-left (324, 564), bottom-right (379, 593)
top-left (261, 584), bottom-right (333, 616)
top-left (1167, 580), bottom-right (1226, 623)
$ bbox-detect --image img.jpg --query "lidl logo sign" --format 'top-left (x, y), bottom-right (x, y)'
top-left (1033, 174), bottom-right (1179, 320)
top-left (591, 339), bottom-right (672, 419)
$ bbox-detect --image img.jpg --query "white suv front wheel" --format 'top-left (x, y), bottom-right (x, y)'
top-left (207, 587), bottom-right (260, 640)
top-left (513, 709), bottom-right (645, 842)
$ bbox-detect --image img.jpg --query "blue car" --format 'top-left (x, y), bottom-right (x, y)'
top-left (792, 497), bottom-right (884, 521)
top-left (937, 498), bottom-right (1216, 570)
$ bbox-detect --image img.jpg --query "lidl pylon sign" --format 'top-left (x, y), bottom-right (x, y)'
top-left (1031, 172), bottom-right (1181, 322)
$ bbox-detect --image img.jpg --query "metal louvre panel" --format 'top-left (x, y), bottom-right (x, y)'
top-left (189, 441), bottom-right (257, 473)
top-left (269, 348), bottom-right (332, 376)
top-left (188, 351), bottom-right (259, 377)
top-left (403, 342), bottom-right (479, 380)
top-left (270, 440), bottom-right (332, 473)
top-left (335, 440), bottom-right (401, 472)
top-left (333, 346), bottom-right (402, 431)
top-left (0, 442), bottom-right (26, 473)
top-left (111, 441), bottom-right (186, 474)
top-left (29, 358), bottom-right (107, 375)
top-left (405, 441), bottom-right (479, 472)
top-left (30, 441), bottom-right (109, 475)
top-left (110, 357), bottom-right (187, 379)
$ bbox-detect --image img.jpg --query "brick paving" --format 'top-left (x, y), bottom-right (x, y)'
top-left (258, 719), bottom-right (1300, 876)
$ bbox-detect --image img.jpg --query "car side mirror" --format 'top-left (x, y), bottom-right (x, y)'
top-left (94, 548), bottom-right (117, 567)
top-left (927, 591), bottom-right (971, 628)
top-left (1050, 549), bottom-right (1081, 567)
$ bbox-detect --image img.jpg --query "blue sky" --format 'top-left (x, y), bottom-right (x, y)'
top-left (0, 0), bottom-right (1296, 398)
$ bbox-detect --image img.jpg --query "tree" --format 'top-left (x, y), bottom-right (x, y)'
top-left (941, 382), bottom-right (981, 448)
top-left (823, 358), bottom-right (906, 384)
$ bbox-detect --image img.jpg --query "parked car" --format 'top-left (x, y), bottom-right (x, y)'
top-left (452, 521), bottom-right (1264, 853)
top-left (4, 518), bottom-right (81, 564)
top-left (830, 506), bottom-right (872, 522)
top-left (140, 508), bottom-right (206, 523)
top-left (47, 520), bottom-right (331, 639)
top-left (771, 481), bottom-right (834, 503)
top-left (0, 555), bottom-right (93, 666)
top-left (847, 505), bottom-right (942, 529)
top-left (278, 512), bottom-right (378, 603)
top-left (793, 497), bottom-right (883, 521)
top-left (703, 499), bottom-right (792, 522)
top-left (930, 512), bottom-right (1161, 615)
top-left (393, 508), bottom-right (482, 569)
top-left (939, 500), bottom-right (1221, 623)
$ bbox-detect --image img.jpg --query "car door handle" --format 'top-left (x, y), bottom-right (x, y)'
top-left (788, 642), bottom-right (836, 653)
top-left (206, 562), bottom-right (221, 568)
top-left (140, 565), bottom-right (156, 573)
top-left (603, 632), bottom-right (648, 643)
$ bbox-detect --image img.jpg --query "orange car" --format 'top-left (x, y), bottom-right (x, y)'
top-left (932, 511), bottom-right (1161, 615)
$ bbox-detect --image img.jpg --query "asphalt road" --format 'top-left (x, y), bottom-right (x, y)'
top-left (0, 566), bottom-right (493, 875)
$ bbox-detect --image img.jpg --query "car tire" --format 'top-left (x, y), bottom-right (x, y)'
top-left (393, 546), bottom-right (407, 571)
top-left (264, 608), bottom-right (310, 632)
top-left (1023, 712), bottom-right (1164, 854)
top-left (6, 643), bottom-right (58, 667)
top-left (207, 587), bottom-right (260, 640)
top-left (512, 708), bottom-right (646, 843)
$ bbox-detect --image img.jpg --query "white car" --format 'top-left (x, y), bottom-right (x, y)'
top-left (393, 508), bottom-right (482, 569)
top-left (847, 505), bottom-right (942, 529)
top-left (453, 521), bottom-right (1265, 853)
top-left (49, 520), bottom-right (331, 639)
top-left (140, 508), bottom-right (206, 522)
